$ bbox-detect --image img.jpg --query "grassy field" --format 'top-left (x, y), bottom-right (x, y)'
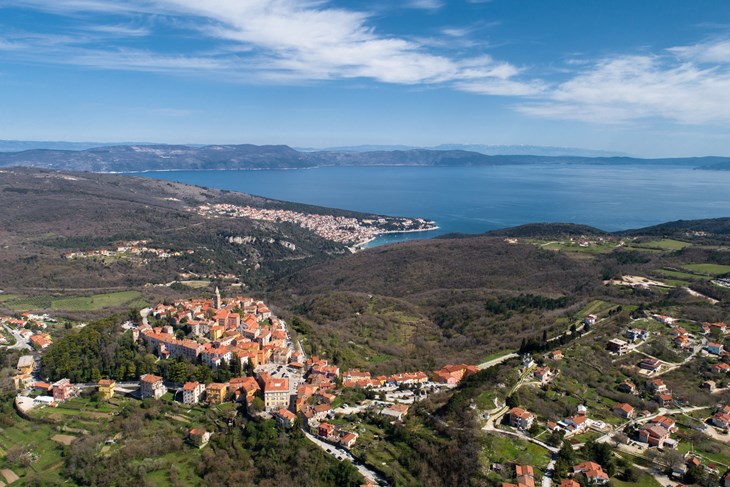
top-left (682, 263), bottom-right (730, 276)
top-left (611, 473), bottom-right (663, 487)
top-left (632, 239), bottom-right (692, 250)
top-left (482, 433), bottom-right (551, 469)
top-left (676, 430), bottom-right (730, 468)
top-left (0, 414), bottom-right (67, 483)
top-left (353, 422), bottom-right (419, 486)
top-left (535, 240), bottom-right (617, 254)
top-left (2, 290), bottom-right (145, 312)
top-left (656, 268), bottom-right (712, 281)
top-left (580, 299), bottom-right (617, 318)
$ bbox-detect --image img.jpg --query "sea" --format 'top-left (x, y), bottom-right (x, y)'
top-left (127, 165), bottom-right (730, 247)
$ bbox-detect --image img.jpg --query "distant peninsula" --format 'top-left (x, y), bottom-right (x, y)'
top-left (0, 142), bottom-right (729, 172)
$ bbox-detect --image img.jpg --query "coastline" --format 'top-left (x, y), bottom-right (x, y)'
top-left (114, 164), bottom-right (448, 175)
top-left (348, 225), bottom-right (440, 252)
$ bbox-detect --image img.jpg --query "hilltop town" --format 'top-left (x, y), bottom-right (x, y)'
top-left (6, 282), bottom-right (730, 486)
top-left (1, 169), bottom-right (730, 486)
top-left (7, 289), bottom-right (488, 486)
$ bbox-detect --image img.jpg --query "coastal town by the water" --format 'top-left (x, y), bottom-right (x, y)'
top-left (195, 203), bottom-right (437, 248)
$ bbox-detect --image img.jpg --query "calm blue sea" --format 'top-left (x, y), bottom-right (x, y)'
top-left (128, 165), bottom-right (730, 247)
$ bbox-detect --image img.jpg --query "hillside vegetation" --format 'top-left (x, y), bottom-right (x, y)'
top-left (0, 168), bottom-right (366, 313)
top-left (270, 237), bottom-right (601, 371)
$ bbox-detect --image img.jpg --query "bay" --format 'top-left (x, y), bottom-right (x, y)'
top-left (127, 165), bottom-right (730, 247)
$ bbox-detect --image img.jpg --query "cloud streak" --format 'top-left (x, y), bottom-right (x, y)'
top-left (4, 0), bottom-right (538, 91)
top-left (519, 41), bottom-right (730, 124)
top-left (6, 1), bottom-right (730, 126)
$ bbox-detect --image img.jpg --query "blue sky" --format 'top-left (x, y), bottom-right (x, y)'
top-left (2, 0), bottom-right (730, 156)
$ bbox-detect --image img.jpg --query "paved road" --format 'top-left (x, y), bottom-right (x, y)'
top-left (140, 307), bottom-right (152, 326)
top-left (2, 323), bottom-right (30, 350)
top-left (303, 431), bottom-right (388, 486)
top-left (542, 457), bottom-right (556, 487)
top-left (478, 353), bottom-right (518, 370)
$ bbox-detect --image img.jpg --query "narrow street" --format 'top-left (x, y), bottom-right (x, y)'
top-left (303, 431), bottom-right (388, 486)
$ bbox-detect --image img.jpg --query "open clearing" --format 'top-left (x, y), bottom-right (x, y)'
top-left (2, 290), bottom-right (144, 311)
top-left (1, 469), bottom-right (19, 484)
top-left (682, 263), bottom-right (730, 276)
top-left (51, 434), bottom-right (77, 445)
top-left (633, 239), bottom-right (691, 250)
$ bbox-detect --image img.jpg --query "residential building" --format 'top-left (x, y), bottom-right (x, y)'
top-left (432, 364), bottom-right (479, 384)
top-left (562, 415), bottom-right (588, 435)
top-left (708, 322), bottom-right (728, 335)
top-left (712, 412), bottom-right (730, 429)
top-left (618, 380), bottom-right (636, 394)
top-left (712, 362), bottom-right (730, 375)
top-left (12, 374), bottom-right (34, 390)
top-left (16, 355), bottom-right (34, 375)
top-left (381, 404), bottom-right (409, 421)
top-left (607, 338), bottom-right (629, 355)
top-left (625, 328), bottom-right (648, 342)
top-left (534, 367), bottom-right (553, 384)
top-left (182, 381), bottom-right (206, 405)
top-left (639, 424), bottom-right (672, 448)
top-left (311, 361), bottom-right (340, 379)
top-left (646, 378), bottom-right (667, 393)
top-left (230, 376), bottom-right (260, 404)
top-left (706, 342), bottom-right (725, 356)
top-left (652, 315), bottom-right (675, 326)
top-left (206, 383), bottom-right (227, 404)
top-left (613, 403), bottom-right (634, 419)
top-left (139, 374), bottom-right (166, 399)
top-left (98, 379), bottom-right (116, 400)
top-left (188, 428), bottom-right (211, 448)
top-left (30, 333), bottom-right (52, 350)
top-left (52, 378), bottom-right (76, 401)
top-left (260, 373), bottom-right (290, 412)
top-left (201, 346), bottom-right (233, 368)
top-left (515, 465), bottom-right (535, 487)
top-left (340, 432), bottom-right (358, 449)
top-left (670, 327), bottom-right (689, 338)
top-left (509, 407), bottom-right (535, 430)
top-left (572, 461), bottom-right (609, 484)
top-left (318, 422), bottom-right (335, 440)
top-left (639, 358), bottom-right (662, 373)
top-left (650, 416), bottom-right (677, 432)
top-left (342, 369), bottom-right (371, 386)
top-left (674, 335), bottom-right (691, 350)
top-left (654, 393), bottom-right (673, 407)
top-left (547, 349), bottom-right (563, 361)
top-left (275, 408), bottom-right (297, 428)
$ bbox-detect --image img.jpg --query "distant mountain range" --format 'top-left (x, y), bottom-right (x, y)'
top-left (310, 144), bottom-right (628, 158)
top-left (0, 142), bottom-right (729, 172)
top-left (0, 139), bottom-right (156, 152)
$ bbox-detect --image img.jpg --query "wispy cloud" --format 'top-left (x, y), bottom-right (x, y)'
top-left (519, 39), bottom-right (730, 124)
top-left (9, 0), bottom-right (730, 127)
top-left (5, 0), bottom-right (535, 91)
top-left (669, 38), bottom-right (730, 64)
top-left (407, 0), bottom-right (444, 10)
top-left (88, 24), bottom-right (151, 37)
